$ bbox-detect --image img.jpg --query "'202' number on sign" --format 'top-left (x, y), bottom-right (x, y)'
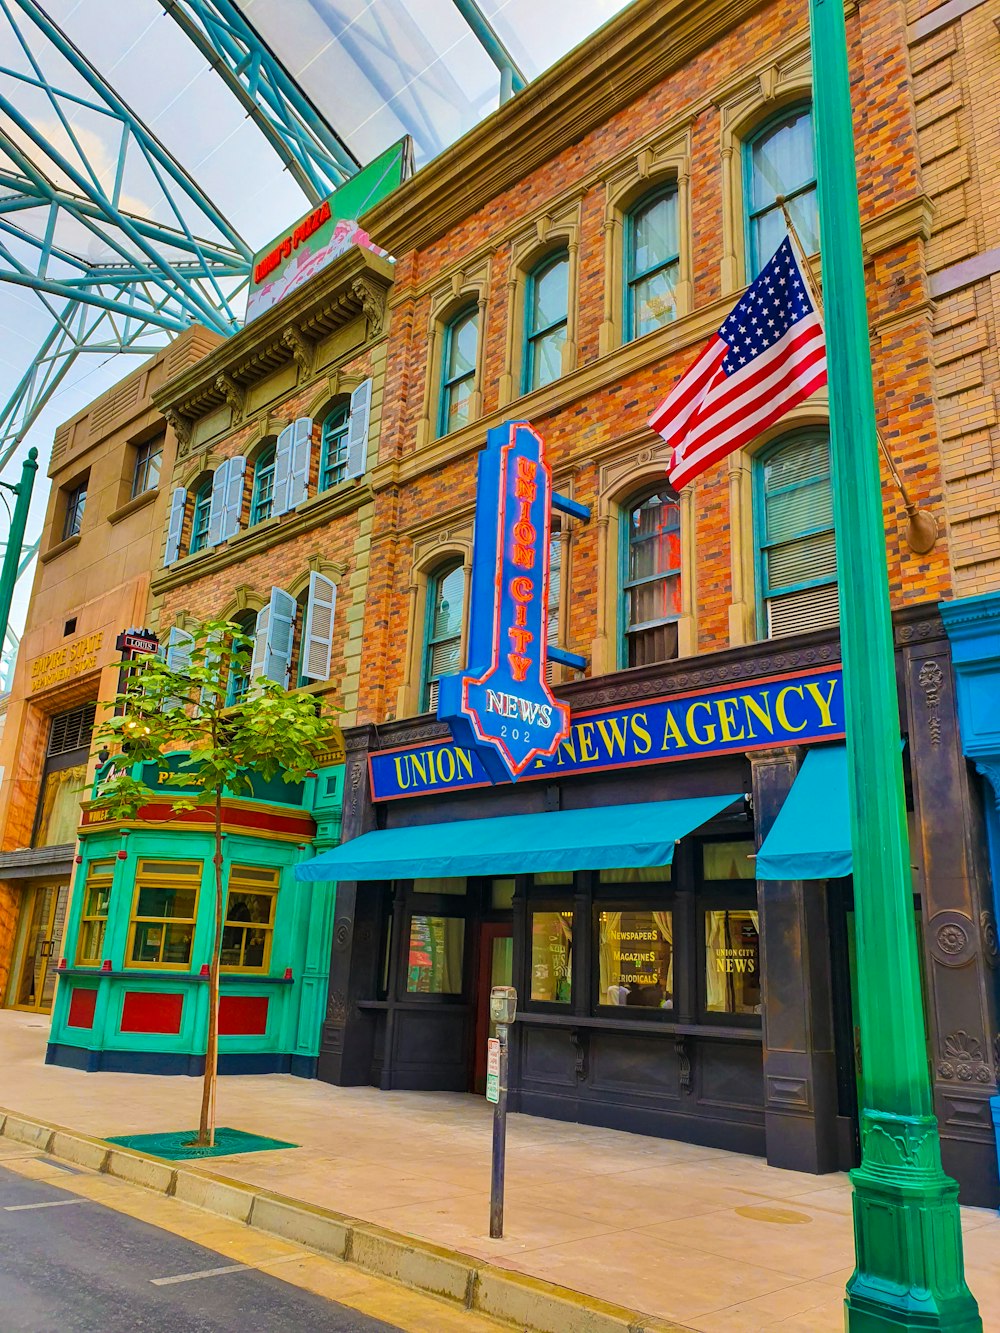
top-left (499, 725), bottom-right (523, 741)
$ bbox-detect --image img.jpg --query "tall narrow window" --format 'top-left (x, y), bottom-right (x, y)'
top-left (189, 478), bottom-right (213, 554)
top-left (250, 445), bottom-right (276, 525)
top-left (126, 860), bottom-right (202, 969)
top-left (439, 306), bottom-right (478, 437)
top-left (422, 562), bottom-right (465, 712)
top-left (226, 609), bottom-right (258, 705)
top-left (319, 403), bottom-right (350, 491)
top-left (754, 432), bottom-right (837, 637)
top-left (523, 252), bottom-right (569, 392)
top-left (62, 480), bottom-right (88, 540)
top-left (76, 860), bottom-right (115, 966)
top-left (131, 435), bottom-right (163, 498)
top-left (621, 491), bottom-right (681, 668)
top-left (745, 106), bottom-right (818, 277)
top-left (221, 865), bottom-right (278, 972)
top-left (626, 186), bottom-right (679, 341)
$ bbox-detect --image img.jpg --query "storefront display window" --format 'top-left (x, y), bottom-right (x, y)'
top-left (532, 871), bottom-right (573, 887)
top-left (704, 908), bottom-right (761, 1016)
top-left (220, 865), bottom-right (278, 971)
top-left (76, 860), bottom-right (115, 966)
top-left (598, 908), bottom-right (673, 1008)
top-left (413, 877), bottom-right (467, 895)
top-left (530, 910), bottom-right (572, 1003)
top-left (598, 865), bottom-right (671, 884)
top-left (126, 860), bottom-right (201, 968)
top-left (702, 841), bottom-right (755, 880)
top-left (406, 915), bottom-right (464, 993)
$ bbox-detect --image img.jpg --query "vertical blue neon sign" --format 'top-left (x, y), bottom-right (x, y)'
top-left (438, 421), bottom-right (570, 782)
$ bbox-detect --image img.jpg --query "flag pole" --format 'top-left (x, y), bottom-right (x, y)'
top-left (777, 197), bottom-right (938, 555)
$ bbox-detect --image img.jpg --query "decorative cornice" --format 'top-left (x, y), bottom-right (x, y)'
top-left (215, 372), bottom-right (244, 419)
top-left (351, 274), bottom-right (387, 336)
top-left (360, 0), bottom-right (775, 255)
top-left (862, 194), bottom-right (934, 259)
top-left (281, 324), bottom-right (314, 377)
top-left (162, 406), bottom-right (193, 458)
top-left (150, 481), bottom-right (375, 595)
top-left (154, 247), bottom-right (393, 421)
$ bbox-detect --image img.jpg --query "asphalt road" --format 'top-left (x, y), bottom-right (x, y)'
top-left (0, 1162), bottom-right (401, 1332)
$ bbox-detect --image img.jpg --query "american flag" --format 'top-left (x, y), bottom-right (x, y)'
top-left (649, 237), bottom-right (826, 490)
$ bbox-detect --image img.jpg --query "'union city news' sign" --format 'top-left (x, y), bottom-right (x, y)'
top-left (437, 421), bottom-right (570, 782)
top-left (373, 664), bottom-right (845, 801)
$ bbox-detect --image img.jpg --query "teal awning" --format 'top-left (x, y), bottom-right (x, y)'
top-left (755, 745), bottom-right (851, 881)
top-left (295, 793), bottom-right (742, 882)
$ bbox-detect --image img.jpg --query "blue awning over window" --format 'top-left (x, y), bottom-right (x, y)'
top-left (755, 745), bottom-right (851, 881)
top-left (295, 793), bottom-right (742, 882)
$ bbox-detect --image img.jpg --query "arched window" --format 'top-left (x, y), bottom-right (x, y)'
top-left (745, 105), bottom-right (818, 277)
top-left (620, 490), bottom-right (681, 668)
top-left (753, 431), bottom-right (837, 637)
top-left (438, 305), bottom-right (478, 437)
top-left (625, 186), bottom-right (679, 342)
top-left (319, 402), bottom-right (351, 491)
top-left (249, 444), bottom-right (276, 525)
top-left (226, 609), bottom-right (259, 706)
top-left (421, 562), bottom-right (465, 712)
top-left (189, 477), bottom-right (213, 554)
top-left (523, 251), bottom-right (569, 393)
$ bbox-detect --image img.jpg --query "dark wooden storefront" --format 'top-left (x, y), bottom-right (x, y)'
top-left (318, 607), bottom-right (999, 1204)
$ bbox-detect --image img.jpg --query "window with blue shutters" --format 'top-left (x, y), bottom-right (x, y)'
top-left (251, 587), bottom-right (297, 689)
top-left (421, 562), bottom-right (465, 712)
top-left (620, 490), bottom-right (681, 668)
top-left (744, 104), bottom-right (818, 278)
top-left (164, 486), bottom-right (187, 566)
top-left (523, 252), bottom-right (569, 393)
top-left (753, 431), bottom-right (838, 638)
top-left (625, 185), bottom-right (679, 342)
top-left (250, 445), bottom-right (277, 525)
top-left (189, 479), bottom-right (212, 554)
top-left (226, 610), bottom-right (258, 706)
top-left (320, 403), bottom-right (350, 490)
top-left (438, 307), bottom-right (478, 437)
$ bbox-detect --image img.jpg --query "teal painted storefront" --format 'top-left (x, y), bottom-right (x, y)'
top-left (46, 754), bottom-right (342, 1076)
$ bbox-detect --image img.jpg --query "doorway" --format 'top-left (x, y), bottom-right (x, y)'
top-left (472, 922), bottom-right (513, 1093)
top-left (8, 883), bottom-right (67, 1013)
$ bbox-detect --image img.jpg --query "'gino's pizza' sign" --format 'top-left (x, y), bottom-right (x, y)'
top-left (437, 421), bottom-right (569, 781)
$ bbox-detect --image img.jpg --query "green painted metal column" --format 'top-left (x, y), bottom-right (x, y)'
top-left (0, 447), bottom-right (38, 661)
top-left (807, 0), bottom-right (981, 1327)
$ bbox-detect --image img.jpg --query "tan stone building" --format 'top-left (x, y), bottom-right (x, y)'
top-left (0, 325), bottom-right (220, 1011)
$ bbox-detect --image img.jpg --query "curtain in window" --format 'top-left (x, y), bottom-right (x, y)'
top-left (758, 434), bottom-right (838, 637)
top-left (424, 564), bottom-right (465, 710)
top-left (749, 108), bottom-right (818, 273)
top-left (33, 766), bottom-right (87, 846)
top-left (652, 910), bottom-right (674, 991)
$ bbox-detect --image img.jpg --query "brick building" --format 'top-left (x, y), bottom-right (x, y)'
top-left (300, 0), bottom-right (1000, 1207)
top-left (0, 325), bottom-right (218, 1012)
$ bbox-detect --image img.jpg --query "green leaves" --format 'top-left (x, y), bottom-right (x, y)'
top-left (93, 618), bottom-right (337, 814)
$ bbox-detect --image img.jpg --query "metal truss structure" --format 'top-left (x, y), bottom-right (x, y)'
top-left (0, 0), bottom-right (530, 681)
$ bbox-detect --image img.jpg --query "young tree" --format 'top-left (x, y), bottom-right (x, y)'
top-left (93, 618), bottom-right (335, 1146)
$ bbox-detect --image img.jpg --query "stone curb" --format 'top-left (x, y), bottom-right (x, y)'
top-left (0, 1109), bottom-right (689, 1333)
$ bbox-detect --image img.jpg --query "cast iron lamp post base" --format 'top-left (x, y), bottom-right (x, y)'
top-left (846, 1112), bottom-right (981, 1330)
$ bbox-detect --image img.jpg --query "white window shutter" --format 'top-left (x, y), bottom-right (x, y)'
top-left (272, 424), bottom-right (294, 517)
top-left (287, 417), bottom-right (313, 509)
top-left (262, 587), bottom-right (297, 687)
top-left (345, 379), bottom-right (372, 480)
top-left (199, 631), bottom-right (222, 710)
top-left (302, 572), bottom-right (337, 681)
top-left (250, 604), bottom-right (270, 688)
top-left (221, 454), bottom-right (246, 539)
top-left (164, 487), bottom-right (187, 566)
top-left (165, 626), bottom-right (195, 672)
top-left (207, 462), bottom-right (229, 547)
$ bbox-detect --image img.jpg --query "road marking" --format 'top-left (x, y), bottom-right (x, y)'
top-left (4, 1198), bottom-right (87, 1211)
top-left (151, 1263), bottom-right (249, 1286)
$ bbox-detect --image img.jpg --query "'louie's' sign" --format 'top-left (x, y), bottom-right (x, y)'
top-left (438, 421), bottom-right (569, 781)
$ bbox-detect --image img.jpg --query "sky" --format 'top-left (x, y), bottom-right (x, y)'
top-left (0, 0), bottom-right (632, 682)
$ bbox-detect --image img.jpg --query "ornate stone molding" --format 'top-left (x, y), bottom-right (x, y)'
top-left (351, 275), bottom-right (387, 336)
top-left (917, 659), bottom-right (944, 748)
top-left (162, 406), bottom-right (193, 457)
top-left (937, 1030), bottom-right (994, 1085)
top-left (281, 325), bottom-right (314, 377)
top-left (214, 373), bottom-right (244, 419)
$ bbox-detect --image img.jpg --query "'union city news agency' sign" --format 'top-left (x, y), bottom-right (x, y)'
top-left (371, 664), bottom-right (845, 801)
top-left (437, 421), bottom-right (570, 782)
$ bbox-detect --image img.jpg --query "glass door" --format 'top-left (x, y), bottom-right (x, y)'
top-left (472, 922), bottom-right (513, 1093)
top-left (10, 884), bottom-right (64, 1013)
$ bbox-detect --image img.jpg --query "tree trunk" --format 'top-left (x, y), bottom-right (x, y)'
top-left (197, 792), bottom-right (224, 1147)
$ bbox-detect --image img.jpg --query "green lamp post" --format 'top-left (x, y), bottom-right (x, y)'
top-left (807, 0), bottom-right (981, 1327)
top-left (0, 447), bottom-right (38, 670)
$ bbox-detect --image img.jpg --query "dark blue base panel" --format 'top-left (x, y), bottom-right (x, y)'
top-left (45, 1043), bottom-right (318, 1079)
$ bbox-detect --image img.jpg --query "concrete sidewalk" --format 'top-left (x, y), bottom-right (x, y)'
top-left (3, 1012), bottom-right (997, 1331)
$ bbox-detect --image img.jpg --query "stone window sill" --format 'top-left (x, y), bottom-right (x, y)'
top-left (40, 533), bottom-right (81, 564)
top-left (108, 487), bottom-right (157, 525)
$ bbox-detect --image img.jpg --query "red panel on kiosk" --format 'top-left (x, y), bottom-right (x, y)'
top-left (67, 987), bottom-right (97, 1029)
top-left (120, 992), bottom-right (183, 1034)
top-left (219, 995), bottom-right (269, 1036)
